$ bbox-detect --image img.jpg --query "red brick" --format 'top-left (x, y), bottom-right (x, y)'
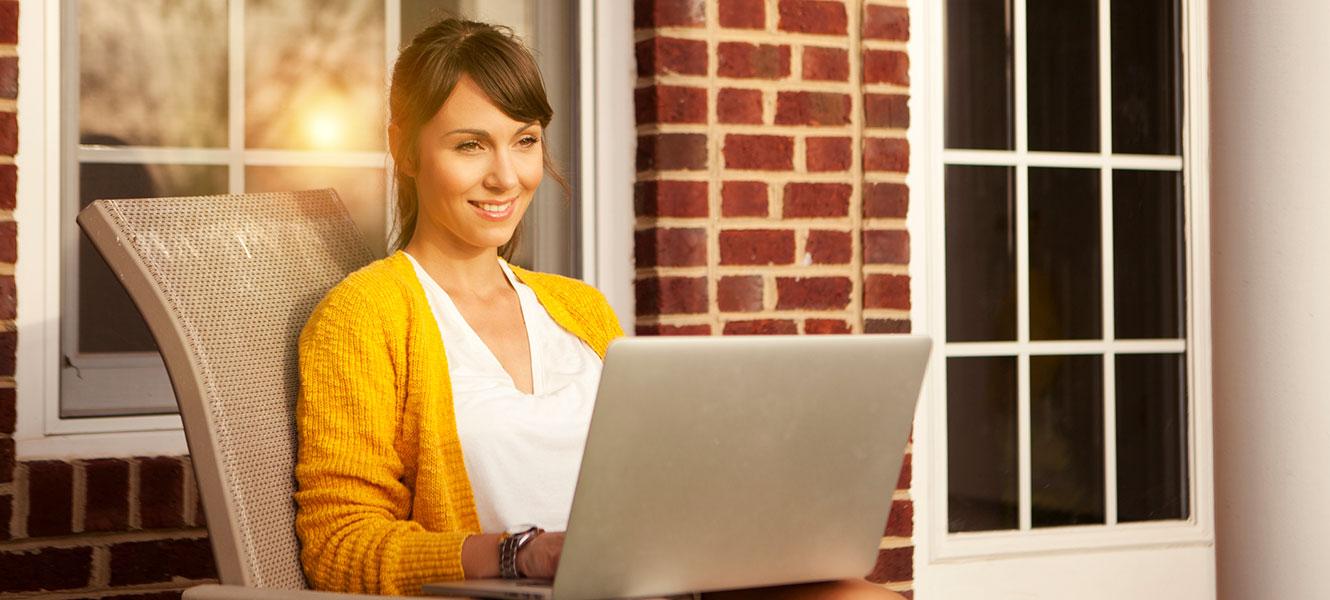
top-left (636, 323), bottom-right (713, 336)
top-left (636, 37), bottom-right (708, 77)
top-left (864, 182), bottom-right (909, 218)
top-left (724, 135), bottom-right (793, 171)
top-left (804, 318), bottom-right (851, 334)
top-left (0, 112), bottom-right (15, 156)
top-left (636, 277), bottom-right (709, 315)
top-left (718, 42), bottom-right (791, 79)
top-left (0, 275), bottom-right (14, 319)
top-left (635, 228), bottom-right (708, 268)
top-left (719, 0), bottom-right (765, 29)
top-left (802, 46), bottom-right (849, 81)
top-left (637, 134), bottom-right (708, 172)
top-left (0, 387), bottom-right (13, 434)
top-left (866, 318), bottom-right (912, 334)
top-left (884, 500), bottom-right (914, 537)
top-left (0, 56), bottom-right (16, 100)
top-left (778, 0), bottom-right (847, 35)
top-left (636, 180), bottom-right (709, 218)
top-left (634, 0), bottom-right (706, 28)
top-left (635, 85), bottom-right (707, 125)
top-left (719, 229), bottom-right (796, 265)
top-left (864, 229), bottom-right (910, 264)
top-left (718, 276), bottom-right (764, 312)
top-left (864, 137), bottom-right (910, 173)
top-left (806, 229), bottom-right (851, 264)
top-left (0, 547), bottom-right (93, 592)
top-left (865, 93), bottom-right (910, 129)
top-left (139, 457), bottom-right (185, 530)
top-left (0, 1), bottom-right (15, 45)
top-left (897, 452), bottom-right (912, 489)
top-left (0, 164), bottom-right (15, 210)
top-left (0, 437), bottom-right (12, 484)
top-left (776, 277), bottom-right (851, 310)
top-left (864, 5), bottom-right (910, 40)
top-left (84, 459), bottom-right (130, 532)
top-left (718, 88), bottom-right (763, 124)
top-left (783, 183), bottom-right (851, 218)
top-left (0, 331), bottom-right (14, 377)
top-left (864, 49), bottom-right (910, 85)
top-left (109, 537), bottom-right (217, 586)
top-left (28, 460), bottom-right (74, 537)
top-left (724, 319), bottom-right (798, 335)
top-left (0, 493), bottom-right (10, 541)
top-left (775, 91), bottom-right (851, 126)
top-left (722, 181), bottom-right (769, 217)
top-left (0, 220), bottom-right (16, 262)
top-left (806, 136), bottom-right (852, 172)
top-left (868, 546), bottom-right (913, 584)
top-left (864, 274), bottom-right (911, 310)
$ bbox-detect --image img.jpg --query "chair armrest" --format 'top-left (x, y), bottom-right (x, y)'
top-left (182, 584), bottom-right (469, 600)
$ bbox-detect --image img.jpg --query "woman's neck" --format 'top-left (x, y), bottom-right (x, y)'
top-left (402, 235), bottom-right (513, 301)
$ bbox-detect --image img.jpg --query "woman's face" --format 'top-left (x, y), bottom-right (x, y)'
top-left (406, 75), bottom-right (544, 255)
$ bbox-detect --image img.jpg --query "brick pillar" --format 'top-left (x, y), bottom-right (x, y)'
top-left (634, 0), bottom-right (913, 593)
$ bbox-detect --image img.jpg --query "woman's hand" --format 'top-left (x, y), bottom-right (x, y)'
top-left (516, 531), bottom-right (564, 580)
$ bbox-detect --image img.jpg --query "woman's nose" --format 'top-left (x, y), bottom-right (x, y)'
top-left (484, 148), bottom-right (520, 192)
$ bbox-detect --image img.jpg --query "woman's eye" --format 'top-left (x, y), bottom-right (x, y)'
top-left (456, 140), bottom-right (483, 152)
top-left (519, 135), bottom-right (540, 147)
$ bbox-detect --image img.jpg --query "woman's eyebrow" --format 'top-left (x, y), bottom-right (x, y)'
top-left (442, 123), bottom-right (539, 139)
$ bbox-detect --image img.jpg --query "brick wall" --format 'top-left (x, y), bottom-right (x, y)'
top-left (0, 3), bottom-right (219, 597)
top-left (633, 0), bottom-right (914, 594)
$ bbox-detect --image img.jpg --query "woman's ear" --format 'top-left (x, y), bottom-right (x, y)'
top-left (388, 123), bottom-right (417, 177)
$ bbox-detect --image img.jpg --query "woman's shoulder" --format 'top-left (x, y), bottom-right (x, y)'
top-left (305, 253), bottom-right (420, 331)
top-left (507, 263), bottom-right (610, 306)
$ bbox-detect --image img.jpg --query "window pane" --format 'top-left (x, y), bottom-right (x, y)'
top-left (948, 356), bottom-right (1019, 532)
top-left (245, 0), bottom-right (386, 151)
top-left (1029, 168), bottom-right (1101, 340)
top-left (1031, 354), bottom-right (1105, 527)
top-left (78, 163), bottom-right (228, 353)
top-left (1116, 353), bottom-right (1189, 522)
top-left (78, 0), bottom-right (228, 147)
top-left (1027, 0), bottom-right (1098, 152)
top-left (245, 166), bottom-right (387, 256)
top-left (945, 0), bottom-right (1014, 150)
top-left (1114, 170), bottom-right (1184, 339)
top-left (1111, 0), bottom-right (1181, 155)
top-left (946, 166), bottom-right (1016, 342)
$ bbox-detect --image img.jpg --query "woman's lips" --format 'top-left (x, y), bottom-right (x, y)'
top-left (468, 197), bottom-right (516, 221)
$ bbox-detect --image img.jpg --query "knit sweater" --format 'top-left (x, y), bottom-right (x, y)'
top-left (294, 251), bottom-right (624, 595)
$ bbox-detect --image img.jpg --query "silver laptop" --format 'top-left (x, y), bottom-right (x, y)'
top-left (424, 334), bottom-right (931, 600)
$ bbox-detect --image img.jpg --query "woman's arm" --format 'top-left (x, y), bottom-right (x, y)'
top-left (294, 284), bottom-right (470, 594)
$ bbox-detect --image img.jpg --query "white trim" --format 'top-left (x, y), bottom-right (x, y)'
top-left (921, 0), bottom-right (1214, 562)
top-left (587, 0), bottom-right (636, 333)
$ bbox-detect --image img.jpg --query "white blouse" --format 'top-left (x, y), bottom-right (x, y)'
top-left (405, 253), bottom-right (604, 533)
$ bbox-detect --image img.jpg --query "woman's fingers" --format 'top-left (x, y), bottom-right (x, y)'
top-left (517, 531), bottom-right (565, 579)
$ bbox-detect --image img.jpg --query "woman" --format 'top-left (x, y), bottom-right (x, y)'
top-left (295, 17), bottom-right (903, 599)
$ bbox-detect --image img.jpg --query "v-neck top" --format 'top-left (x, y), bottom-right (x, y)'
top-left (404, 253), bottom-right (604, 533)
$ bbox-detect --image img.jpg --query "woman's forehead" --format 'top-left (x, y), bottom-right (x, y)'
top-left (430, 76), bottom-right (536, 133)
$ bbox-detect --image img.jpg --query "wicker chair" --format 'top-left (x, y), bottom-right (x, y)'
top-left (77, 190), bottom-right (443, 599)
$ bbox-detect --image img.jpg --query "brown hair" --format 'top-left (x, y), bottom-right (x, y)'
top-left (388, 18), bottom-right (569, 259)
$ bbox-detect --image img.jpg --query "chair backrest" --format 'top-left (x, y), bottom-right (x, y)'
top-left (77, 190), bottom-right (377, 589)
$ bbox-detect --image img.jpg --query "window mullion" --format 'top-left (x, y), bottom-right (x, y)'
top-left (1014, 0), bottom-right (1032, 532)
top-left (1099, 0), bottom-right (1119, 527)
top-left (227, 0), bottom-right (245, 194)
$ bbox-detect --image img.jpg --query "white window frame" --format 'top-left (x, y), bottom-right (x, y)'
top-left (913, 0), bottom-right (1214, 560)
top-left (14, 0), bottom-right (635, 458)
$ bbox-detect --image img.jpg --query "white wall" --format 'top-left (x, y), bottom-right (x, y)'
top-left (1209, 2), bottom-right (1330, 598)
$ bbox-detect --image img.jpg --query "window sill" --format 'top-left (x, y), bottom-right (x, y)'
top-left (16, 427), bottom-right (189, 460)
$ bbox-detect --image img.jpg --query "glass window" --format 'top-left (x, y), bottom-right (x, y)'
top-left (942, 0), bottom-right (1188, 534)
top-left (62, 0), bottom-right (579, 417)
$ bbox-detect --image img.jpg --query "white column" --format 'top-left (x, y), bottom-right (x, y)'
top-left (1210, 1), bottom-right (1330, 598)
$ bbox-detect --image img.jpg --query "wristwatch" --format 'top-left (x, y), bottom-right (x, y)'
top-left (499, 524), bottom-right (544, 579)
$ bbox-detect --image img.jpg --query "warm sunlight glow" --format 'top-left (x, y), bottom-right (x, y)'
top-left (305, 109), bottom-right (343, 149)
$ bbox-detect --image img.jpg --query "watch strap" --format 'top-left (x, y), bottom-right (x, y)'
top-left (499, 526), bottom-right (542, 579)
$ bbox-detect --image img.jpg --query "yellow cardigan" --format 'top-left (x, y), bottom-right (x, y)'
top-left (294, 251), bottom-right (624, 595)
